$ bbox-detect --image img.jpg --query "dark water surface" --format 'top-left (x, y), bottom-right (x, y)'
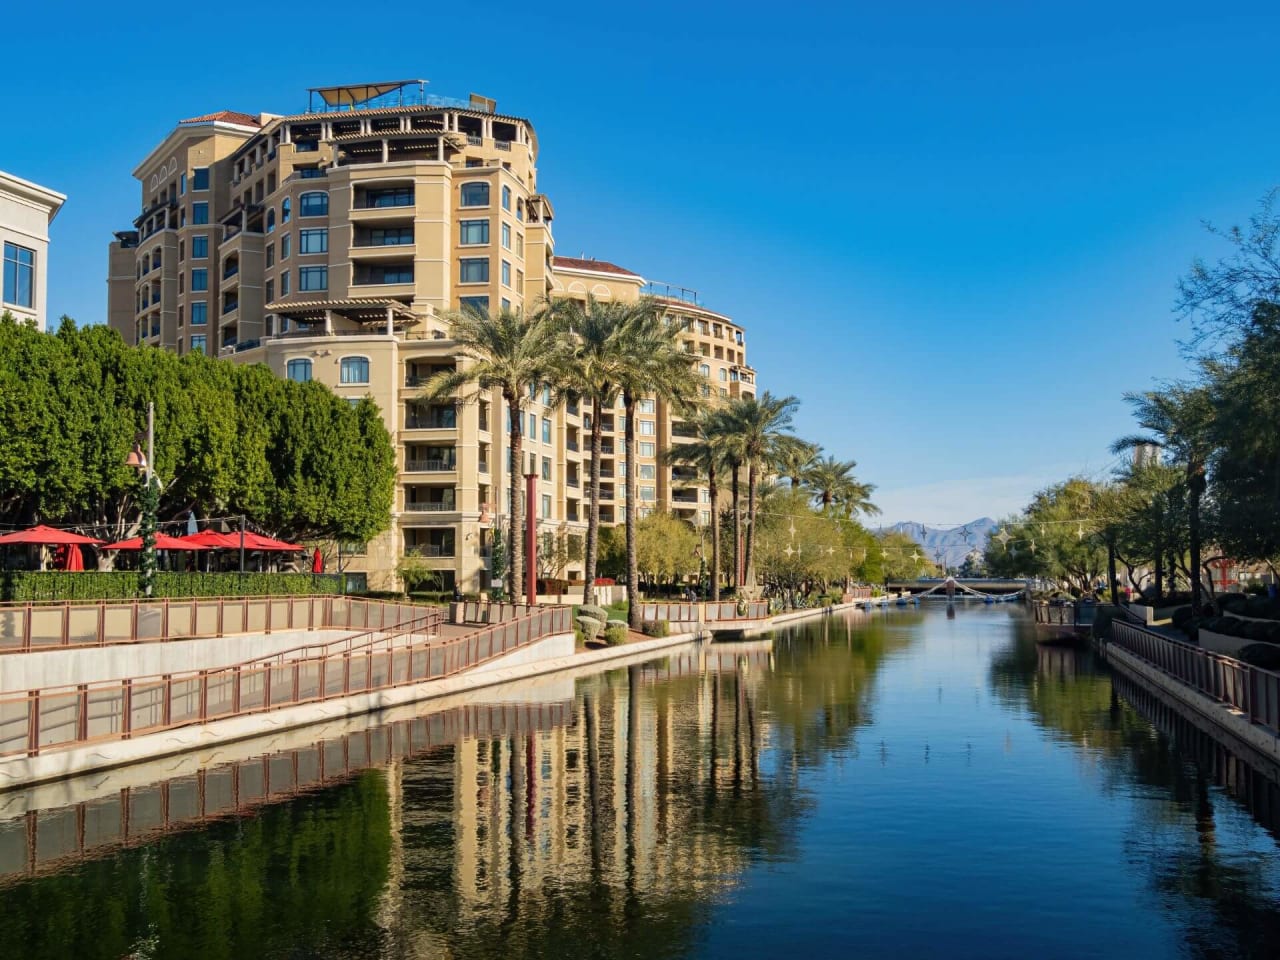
top-left (4, 606), bottom-right (1280, 959)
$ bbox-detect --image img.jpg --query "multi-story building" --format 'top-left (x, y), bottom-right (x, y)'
top-left (1, 169), bottom-right (65, 331)
top-left (107, 81), bottom-right (755, 591)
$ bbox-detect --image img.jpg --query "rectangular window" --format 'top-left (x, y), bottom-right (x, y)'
top-left (190, 334), bottom-right (207, 355)
top-left (542, 385), bottom-right (551, 405)
top-left (191, 202), bottom-right (209, 225)
top-left (639, 442), bottom-right (655, 458)
top-left (460, 182), bottom-right (489, 207)
top-left (265, 279), bottom-right (274, 303)
top-left (191, 301), bottom-right (207, 325)
top-left (639, 464), bottom-right (656, 479)
top-left (299, 266), bottom-right (328, 291)
top-left (501, 260), bottom-right (511, 287)
top-left (2, 242), bottom-right (35, 308)
top-left (191, 235), bottom-right (208, 259)
top-left (266, 244), bottom-right (275, 268)
top-left (299, 192), bottom-right (328, 217)
top-left (460, 295), bottom-right (489, 312)
top-left (639, 399), bottom-right (655, 414)
top-left (191, 268), bottom-right (208, 292)
top-left (180, 173), bottom-right (186, 195)
top-left (640, 486), bottom-right (657, 501)
top-left (364, 187), bottom-right (412, 207)
top-left (639, 420), bottom-right (655, 436)
top-left (340, 356), bottom-right (370, 384)
top-left (701, 510), bottom-right (711, 526)
top-left (459, 258), bottom-right (489, 283)
top-left (299, 229), bottom-right (328, 254)
top-left (501, 297), bottom-right (511, 311)
top-left (516, 233), bottom-right (524, 257)
top-left (529, 413), bottom-right (537, 438)
top-left (460, 220), bottom-right (489, 245)
top-left (281, 234), bottom-right (291, 259)
top-left (542, 418), bottom-right (551, 443)
top-left (366, 227), bottom-right (412, 246)
top-left (501, 185), bottom-right (512, 210)
top-left (541, 494), bottom-right (551, 519)
top-left (542, 456), bottom-right (551, 480)
top-left (501, 222), bottom-right (511, 249)
top-left (192, 168), bottom-right (210, 190)
top-left (280, 269), bottom-right (291, 295)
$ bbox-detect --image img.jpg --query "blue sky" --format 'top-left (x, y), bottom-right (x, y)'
top-left (9, 1), bottom-right (1280, 525)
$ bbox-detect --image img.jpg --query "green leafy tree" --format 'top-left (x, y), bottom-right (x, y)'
top-left (666, 409), bottom-right (734, 601)
top-left (803, 454), bottom-right (880, 516)
top-left (634, 510), bottom-right (698, 587)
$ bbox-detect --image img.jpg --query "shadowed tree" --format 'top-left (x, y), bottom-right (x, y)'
top-left (423, 303), bottom-right (559, 599)
top-left (1111, 385), bottom-right (1216, 610)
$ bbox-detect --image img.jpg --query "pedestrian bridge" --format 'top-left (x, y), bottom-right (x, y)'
top-left (887, 578), bottom-right (1028, 597)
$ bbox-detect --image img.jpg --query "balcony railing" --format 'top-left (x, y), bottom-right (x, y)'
top-left (478, 460), bottom-right (489, 474)
top-left (567, 477), bottom-right (580, 488)
top-left (404, 502), bottom-right (455, 512)
top-left (404, 458), bottom-right (456, 472)
top-left (405, 544), bottom-right (454, 557)
top-left (405, 415), bottom-right (457, 430)
top-left (566, 439), bottom-right (579, 452)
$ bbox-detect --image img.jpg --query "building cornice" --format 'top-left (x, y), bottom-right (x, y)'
top-left (131, 122), bottom-right (258, 180)
top-left (0, 169), bottom-right (66, 221)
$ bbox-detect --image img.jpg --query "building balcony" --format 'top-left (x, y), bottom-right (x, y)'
top-left (405, 458), bottom-right (456, 473)
top-left (404, 544), bottom-right (455, 558)
top-left (478, 460), bottom-right (489, 474)
top-left (404, 413), bottom-right (458, 431)
top-left (404, 502), bottom-right (456, 512)
top-left (350, 242), bottom-right (416, 261)
top-left (348, 204), bottom-right (416, 222)
top-left (672, 491), bottom-right (699, 504)
top-left (566, 477), bottom-right (580, 488)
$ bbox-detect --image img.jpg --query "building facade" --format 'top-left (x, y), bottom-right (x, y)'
top-left (1, 169), bottom-right (65, 331)
top-left (107, 81), bottom-right (755, 591)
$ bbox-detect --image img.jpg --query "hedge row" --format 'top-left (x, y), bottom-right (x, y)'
top-left (0, 571), bottom-right (343, 602)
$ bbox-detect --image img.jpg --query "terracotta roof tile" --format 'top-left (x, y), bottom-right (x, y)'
top-left (552, 255), bottom-right (640, 278)
top-left (180, 110), bottom-right (262, 128)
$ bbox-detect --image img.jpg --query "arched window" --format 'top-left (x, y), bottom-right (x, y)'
top-left (699, 363), bottom-right (711, 378)
top-left (299, 192), bottom-right (328, 217)
top-left (266, 208), bottom-right (276, 232)
top-left (286, 358), bottom-right (312, 382)
top-left (281, 197), bottom-right (291, 223)
top-left (340, 356), bottom-right (370, 384)
top-left (718, 367), bottom-right (727, 381)
top-left (460, 182), bottom-right (489, 207)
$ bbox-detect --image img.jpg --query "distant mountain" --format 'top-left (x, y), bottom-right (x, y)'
top-left (885, 518), bottom-right (998, 570)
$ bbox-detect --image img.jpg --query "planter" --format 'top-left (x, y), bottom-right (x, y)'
top-left (1197, 628), bottom-right (1256, 657)
top-left (1129, 603), bottom-right (1182, 626)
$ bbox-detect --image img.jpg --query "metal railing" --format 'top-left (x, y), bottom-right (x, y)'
top-left (0, 605), bottom-right (570, 759)
top-left (1110, 621), bottom-right (1280, 734)
top-left (404, 502), bottom-right (454, 512)
top-left (0, 595), bottom-right (425, 654)
top-left (1034, 601), bottom-right (1096, 627)
top-left (638, 600), bottom-right (770, 624)
top-left (404, 458), bottom-right (455, 472)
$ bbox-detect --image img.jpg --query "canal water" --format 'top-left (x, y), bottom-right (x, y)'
top-left (4, 605), bottom-right (1280, 959)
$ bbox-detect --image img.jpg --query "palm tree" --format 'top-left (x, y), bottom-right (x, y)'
top-left (546, 295), bottom-right (649, 605)
top-left (804, 455), bottom-right (880, 517)
top-left (617, 307), bottom-right (702, 628)
top-left (422, 303), bottom-right (559, 600)
top-left (776, 439), bottom-right (821, 488)
top-left (665, 410), bottom-right (733, 602)
top-left (1111, 384), bottom-right (1216, 611)
top-left (721, 392), bottom-right (802, 591)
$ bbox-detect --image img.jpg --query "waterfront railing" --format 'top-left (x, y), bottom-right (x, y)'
top-left (0, 595), bottom-right (432, 653)
top-left (0, 605), bottom-right (571, 760)
top-left (1109, 620), bottom-right (1280, 734)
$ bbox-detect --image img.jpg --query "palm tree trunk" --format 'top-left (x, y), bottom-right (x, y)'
top-left (744, 462), bottom-right (758, 589)
top-left (709, 464), bottom-right (720, 602)
top-left (582, 397), bottom-right (604, 605)
top-left (507, 394), bottom-right (524, 601)
top-left (731, 461), bottom-right (741, 589)
top-left (623, 394), bottom-right (641, 629)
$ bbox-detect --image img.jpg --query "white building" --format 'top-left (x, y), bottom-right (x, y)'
top-left (1, 169), bottom-right (66, 331)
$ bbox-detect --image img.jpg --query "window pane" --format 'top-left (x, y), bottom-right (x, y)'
top-left (501, 260), bottom-right (511, 286)
top-left (281, 198), bottom-right (291, 223)
top-left (299, 192), bottom-right (329, 217)
top-left (460, 219), bottom-right (489, 244)
top-left (3, 242), bottom-right (35, 308)
top-left (460, 296), bottom-right (489, 312)
top-left (501, 223), bottom-right (511, 249)
top-left (191, 269), bottom-right (208, 292)
top-left (299, 266), bottom-right (328, 291)
top-left (287, 359), bottom-right (312, 382)
top-left (300, 229), bottom-right (328, 254)
top-left (191, 236), bottom-right (208, 258)
top-left (501, 185), bottom-right (511, 210)
top-left (190, 302), bottom-right (207, 325)
top-left (460, 182), bottom-right (489, 207)
top-left (340, 357), bottom-right (370, 384)
top-left (459, 258), bottom-right (489, 283)
top-left (190, 335), bottom-right (207, 355)
top-left (192, 168), bottom-right (210, 190)
top-left (639, 442), bottom-right (655, 457)
top-left (192, 202), bottom-right (209, 225)
top-left (281, 234), bottom-right (291, 258)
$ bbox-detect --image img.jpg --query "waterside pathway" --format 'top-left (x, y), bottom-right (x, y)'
top-left (4, 605), bottom-right (1280, 959)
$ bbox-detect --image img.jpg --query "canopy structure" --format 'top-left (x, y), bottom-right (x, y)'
top-left (101, 534), bottom-right (212, 551)
top-left (0, 525), bottom-right (103, 546)
top-left (173, 530), bottom-right (303, 552)
top-left (242, 532), bottom-right (305, 552)
top-left (307, 80), bottom-right (427, 113)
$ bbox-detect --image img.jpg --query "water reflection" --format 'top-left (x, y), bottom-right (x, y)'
top-left (6, 610), bottom-right (1280, 958)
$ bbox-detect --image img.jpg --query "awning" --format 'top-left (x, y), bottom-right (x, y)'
top-left (0, 525), bottom-right (103, 546)
top-left (101, 534), bottom-right (212, 551)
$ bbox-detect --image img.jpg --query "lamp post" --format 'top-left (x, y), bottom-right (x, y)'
top-left (126, 401), bottom-right (157, 597)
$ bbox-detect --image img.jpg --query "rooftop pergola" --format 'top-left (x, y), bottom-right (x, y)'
top-left (266, 298), bottom-right (419, 334)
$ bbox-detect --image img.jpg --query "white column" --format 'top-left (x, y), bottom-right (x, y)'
top-left (324, 309), bottom-right (334, 335)
top-left (386, 306), bottom-right (394, 335)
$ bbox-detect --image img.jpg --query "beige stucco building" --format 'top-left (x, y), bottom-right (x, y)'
top-left (1, 169), bottom-right (66, 331)
top-left (107, 81), bottom-right (756, 591)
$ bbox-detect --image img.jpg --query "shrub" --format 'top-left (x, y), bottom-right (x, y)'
top-left (641, 619), bottom-right (669, 638)
top-left (606, 618), bottom-right (628, 631)
top-left (579, 604), bottom-right (608, 623)
top-left (603, 624), bottom-right (627, 646)
top-left (0, 570), bottom-right (342, 602)
top-left (1237, 644), bottom-right (1280, 670)
top-left (576, 615), bottom-right (604, 640)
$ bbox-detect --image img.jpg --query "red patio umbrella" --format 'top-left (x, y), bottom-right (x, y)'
top-left (0, 524), bottom-right (103, 546)
top-left (312, 547), bottom-right (325, 573)
top-left (241, 532), bottom-right (305, 552)
top-left (101, 533), bottom-right (212, 551)
top-left (60, 544), bottom-right (85, 571)
top-left (173, 531), bottom-right (242, 549)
